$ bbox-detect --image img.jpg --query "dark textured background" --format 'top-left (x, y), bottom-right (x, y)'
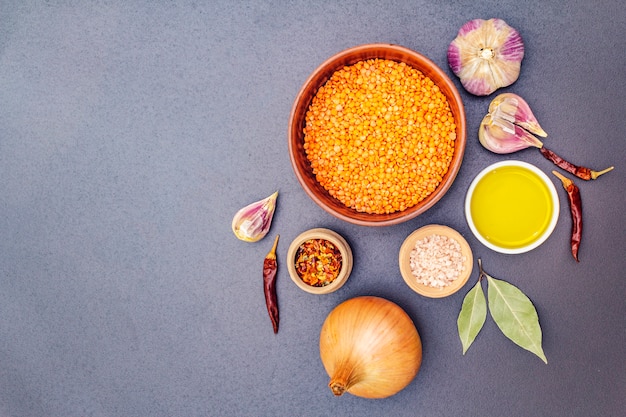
top-left (1, 1), bottom-right (624, 416)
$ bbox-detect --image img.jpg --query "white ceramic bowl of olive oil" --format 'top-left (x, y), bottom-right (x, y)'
top-left (465, 160), bottom-right (559, 254)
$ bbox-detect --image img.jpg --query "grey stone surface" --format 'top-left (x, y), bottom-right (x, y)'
top-left (1, 1), bottom-right (624, 416)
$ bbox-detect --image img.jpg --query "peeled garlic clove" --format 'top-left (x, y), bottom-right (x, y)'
top-left (489, 93), bottom-right (547, 137)
top-left (448, 18), bottom-right (525, 96)
top-left (479, 113), bottom-right (544, 154)
top-left (232, 191), bottom-right (278, 242)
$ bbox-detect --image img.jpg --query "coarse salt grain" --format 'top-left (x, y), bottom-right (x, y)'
top-left (409, 234), bottom-right (466, 289)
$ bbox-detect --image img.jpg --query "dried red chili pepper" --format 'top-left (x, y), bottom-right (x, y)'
top-left (552, 171), bottom-right (582, 262)
top-left (540, 147), bottom-right (614, 180)
top-left (263, 235), bottom-right (280, 333)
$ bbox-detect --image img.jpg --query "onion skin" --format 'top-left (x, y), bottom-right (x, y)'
top-left (319, 296), bottom-right (422, 399)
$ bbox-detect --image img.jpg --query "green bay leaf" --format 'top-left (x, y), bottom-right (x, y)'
top-left (487, 275), bottom-right (547, 364)
top-left (457, 280), bottom-right (487, 354)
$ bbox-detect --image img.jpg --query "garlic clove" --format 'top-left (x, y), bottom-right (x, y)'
top-left (479, 113), bottom-right (544, 154)
top-left (489, 93), bottom-right (547, 137)
top-left (232, 191), bottom-right (278, 242)
top-left (448, 18), bottom-right (525, 96)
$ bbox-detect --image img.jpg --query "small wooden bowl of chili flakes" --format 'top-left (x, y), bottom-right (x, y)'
top-left (287, 228), bottom-right (353, 294)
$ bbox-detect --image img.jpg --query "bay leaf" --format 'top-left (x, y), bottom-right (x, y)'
top-left (487, 275), bottom-right (547, 364)
top-left (457, 280), bottom-right (487, 354)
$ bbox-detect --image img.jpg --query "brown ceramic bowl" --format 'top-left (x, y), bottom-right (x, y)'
top-left (399, 224), bottom-right (473, 298)
top-left (287, 228), bottom-right (353, 295)
top-left (288, 44), bottom-right (466, 226)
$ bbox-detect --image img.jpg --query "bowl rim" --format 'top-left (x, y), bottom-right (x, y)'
top-left (398, 224), bottom-right (474, 298)
top-left (464, 160), bottom-right (560, 254)
top-left (288, 43), bottom-right (467, 226)
top-left (286, 228), bottom-right (353, 294)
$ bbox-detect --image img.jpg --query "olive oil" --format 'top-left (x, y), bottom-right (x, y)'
top-left (470, 165), bottom-right (553, 249)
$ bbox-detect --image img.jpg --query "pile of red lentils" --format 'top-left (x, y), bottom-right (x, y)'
top-left (303, 58), bottom-right (457, 214)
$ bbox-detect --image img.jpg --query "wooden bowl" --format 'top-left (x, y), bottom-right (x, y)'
top-left (287, 228), bottom-right (353, 295)
top-left (399, 224), bottom-right (473, 298)
top-left (288, 44), bottom-right (467, 226)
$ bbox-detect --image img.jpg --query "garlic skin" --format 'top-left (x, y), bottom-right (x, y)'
top-left (319, 296), bottom-right (422, 399)
top-left (448, 18), bottom-right (525, 96)
top-left (488, 93), bottom-right (547, 137)
top-left (479, 93), bottom-right (545, 154)
top-left (231, 191), bottom-right (278, 242)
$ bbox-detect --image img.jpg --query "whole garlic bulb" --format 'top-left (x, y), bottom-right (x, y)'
top-left (448, 18), bottom-right (525, 96)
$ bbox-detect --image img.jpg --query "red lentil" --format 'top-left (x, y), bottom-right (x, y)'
top-left (303, 59), bottom-right (457, 214)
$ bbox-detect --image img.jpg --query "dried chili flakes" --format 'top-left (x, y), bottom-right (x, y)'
top-left (294, 238), bottom-right (343, 287)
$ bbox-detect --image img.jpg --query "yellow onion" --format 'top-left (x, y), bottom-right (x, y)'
top-left (319, 296), bottom-right (422, 399)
